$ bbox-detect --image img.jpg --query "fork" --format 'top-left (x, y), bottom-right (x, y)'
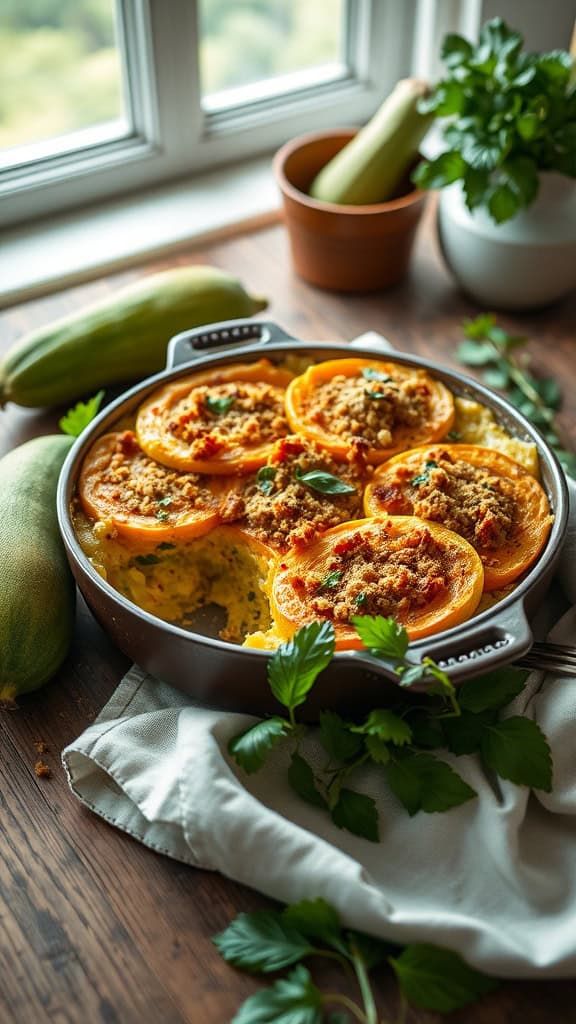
top-left (514, 641), bottom-right (576, 677)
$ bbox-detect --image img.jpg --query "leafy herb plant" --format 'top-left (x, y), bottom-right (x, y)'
top-left (228, 617), bottom-right (552, 843)
top-left (413, 18), bottom-right (576, 223)
top-left (214, 896), bottom-right (499, 1022)
top-left (457, 313), bottom-right (576, 477)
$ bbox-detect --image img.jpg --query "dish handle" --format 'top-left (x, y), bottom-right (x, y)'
top-left (166, 318), bottom-right (299, 368)
top-left (346, 599), bottom-right (533, 688)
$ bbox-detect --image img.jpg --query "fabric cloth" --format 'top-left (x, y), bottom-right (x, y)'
top-left (62, 334), bottom-right (576, 979)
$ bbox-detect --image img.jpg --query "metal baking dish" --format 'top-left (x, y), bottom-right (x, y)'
top-left (57, 319), bottom-right (569, 716)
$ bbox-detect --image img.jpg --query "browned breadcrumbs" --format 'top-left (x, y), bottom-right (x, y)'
top-left (34, 740), bottom-right (49, 754)
top-left (290, 526), bottom-right (451, 623)
top-left (219, 435), bottom-right (366, 551)
top-left (374, 449), bottom-right (516, 550)
top-left (34, 760), bottom-right (52, 779)
top-left (87, 431), bottom-right (220, 521)
top-left (303, 371), bottom-right (432, 448)
top-left (165, 381), bottom-right (289, 458)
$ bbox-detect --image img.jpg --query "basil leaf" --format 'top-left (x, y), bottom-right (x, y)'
top-left (294, 467), bottom-right (356, 495)
top-left (256, 465), bottom-right (276, 495)
top-left (206, 394), bottom-right (234, 415)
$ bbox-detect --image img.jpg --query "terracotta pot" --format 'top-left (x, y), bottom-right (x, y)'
top-left (273, 129), bottom-right (427, 292)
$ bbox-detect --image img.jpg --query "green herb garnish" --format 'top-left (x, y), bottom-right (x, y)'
top-left (318, 570), bottom-right (343, 591)
top-left (155, 509), bottom-right (170, 521)
top-left (256, 465), bottom-right (276, 496)
top-left (206, 394), bottom-right (235, 415)
top-left (214, 897), bottom-right (499, 1021)
top-left (361, 367), bottom-right (391, 383)
top-left (365, 389), bottom-right (389, 400)
top-left (229, 615), bottom-right (551, 840)
top-left (354, 591), bottom-right (367, 607)
top-left (294, 467), bottom-right (356, 496)
top-left (411, 459), bottom-right (438, 486)
top-left (134, 554), bottom-right (161, 566)
top-left (413, 18), bottom-right (576, 224)
top-left (156, 542), bottom-right (176, 550)
top-left (156, 496), bottom-right (173, 507)
top-left (59, 390), bottom-right (105, 438)
top-left (456, 314), bottom-right (576, 477)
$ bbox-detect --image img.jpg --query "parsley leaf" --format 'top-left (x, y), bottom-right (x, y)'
top-left (228, 718), bottom-right (290, 774)
top-left (206, 394), bottom-right (234, 415)
top-left (385, 753), bottom-right (477, 815)
top-left (331, 789), bottom-right (379, 843)
top-left (318, 570), bottom-right (343, 591)
top-left (389, 944), bottom-right (499, 1013)
top-left (458, 667), bottom-right (528, 713)
top-left (231, 965), bottom-right (323, 1024)
top-left (256, 465), bottom-right (276, 495)
top-left (288, 752), bottom-right (328, 809)
top-left (441, 709), bottom-right (496, 757)
top-left (268, 621), bottom-right (335, 715)
top-left (351, 616), bottom-right (409, 659)
top-left (351, 709), bottom-right (412, 746)
top-left (294, 467), bottom-right (356, 496)
top-left (361, 367), bottom-right (391, 383)
top-left (59, 389), bottom-right (105, 437)
top-left (318, 711), bottom-right (364, 762)
top-left (364, 735), bottom-right (391, 764)
top-left (213, 912), bottom-right (313, 974)
top-left (481, 717), bottom-right (553, 791)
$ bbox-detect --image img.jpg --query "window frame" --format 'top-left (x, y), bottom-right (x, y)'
top-left (0, 0), bottom-right (418, 229)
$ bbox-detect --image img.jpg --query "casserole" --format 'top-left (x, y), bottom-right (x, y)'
top-left (57, 319), bottom-right (569, 716)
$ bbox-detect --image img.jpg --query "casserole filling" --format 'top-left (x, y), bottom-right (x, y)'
top-left (73, 356), bottom-right (547, 650)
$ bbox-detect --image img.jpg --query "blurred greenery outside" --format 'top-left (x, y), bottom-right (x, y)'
top-left (0, 0), bottom-right (344, 154)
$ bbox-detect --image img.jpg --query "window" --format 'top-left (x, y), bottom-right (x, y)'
top-left (0, 0), bottom-right (417, 228)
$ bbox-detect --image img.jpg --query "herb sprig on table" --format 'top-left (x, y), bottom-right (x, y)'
top-left (214, 896), bottom-right (499, 1022)
top-left (457, 313), bottom-right (576, 477)
top-left (229, 617), bottom-right (552, 843)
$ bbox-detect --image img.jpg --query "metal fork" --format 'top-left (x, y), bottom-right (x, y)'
top-left (514, 642), bottom-right (576, 677)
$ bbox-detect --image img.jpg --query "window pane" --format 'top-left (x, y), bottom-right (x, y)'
top-left (0, 0), bottom-right (128, 165)
top-left (199, 0), bottom-right (346, 105)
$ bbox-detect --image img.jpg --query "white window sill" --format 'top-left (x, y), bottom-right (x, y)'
top-left (0, 158), bottom-right (281, 309)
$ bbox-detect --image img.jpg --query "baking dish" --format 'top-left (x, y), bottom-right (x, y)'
top-left (57, 319), bottom-right (569, 716)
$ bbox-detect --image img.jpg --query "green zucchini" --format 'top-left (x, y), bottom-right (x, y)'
top-left (0, 265), bottom-right (268, 409)
top-left (0, 435), bottom-right (76, 708)
top-left (309, 78), bottom-right (433, 206)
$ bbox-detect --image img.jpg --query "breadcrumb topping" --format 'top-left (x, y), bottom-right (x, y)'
top-left (85, 431), bottom-right (220, 521)
top-left (289, 525), bottom-right (450, 623)
top-left (374, 448), bottom-right (516, 551)
top-left (219, 435), bottom-right (366, 551)
top-left (303, 371), bottom-right (432, 449)
top-left (164, 381), bottom-right (288, 459)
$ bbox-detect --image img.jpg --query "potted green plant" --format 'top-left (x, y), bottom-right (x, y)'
top-left (413, 17), bottom-right (576, 309)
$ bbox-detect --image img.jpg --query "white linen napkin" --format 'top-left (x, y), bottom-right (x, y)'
top-left (62, 335), bottom-right (576, 979)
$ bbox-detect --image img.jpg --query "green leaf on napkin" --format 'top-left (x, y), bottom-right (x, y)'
top-left (231, 965), bottom-right (323, 1024)
top-left (458, 667), bottom-right (528, 713)
top-left (213, 912), bottom-right (314, 974)
top-left (268, 621), bottom-right (335, 716)
top-left (389, 944), bottom-right (499, 1012)
top-left (481, 717), bottom-right (553, 791)
top-left (350, 708), bottom-right (412, 746)
top-left (288, 753), bottom-right (328, 810)
top-left (318, 711), bottom-right (364, 762)
top-left (330, 789), bottom-right (379, 843)
top-left (229, 718), bottom-right (290, 774)
top-left (385, 753), bottom-right (477, 816)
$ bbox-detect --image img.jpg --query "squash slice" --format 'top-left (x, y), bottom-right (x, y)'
top-left (363, 444), bottom-right (553, 590)
top-left (136, 359), bottom-right (293, 474)
top-left (285, 358), bottom-right (454, 464)
top-left (78, 431), bottom-right (222, 543)
top-left (267, 516), bottom-right (484, 649)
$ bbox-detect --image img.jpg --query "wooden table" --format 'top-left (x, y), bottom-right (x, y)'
top-left (1, 210), bottom-right (575, 1024)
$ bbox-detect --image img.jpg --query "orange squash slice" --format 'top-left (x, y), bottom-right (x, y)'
top-left (78, 431), bottom-right (222, 543)
top-left (136, 359), bottom-right (293, 474)
top-left (267, 516), bottom-right (484, 649)
top-left (285, 358), bottom-right (454, 464)
top-left (363, 444), bottom-right (553, 591)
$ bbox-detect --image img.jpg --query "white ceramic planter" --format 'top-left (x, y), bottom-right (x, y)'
top-left (437, 173), bottom-right (576, 310)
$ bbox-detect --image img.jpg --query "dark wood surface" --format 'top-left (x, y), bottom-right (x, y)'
top-left (1, 208), bottom-right (576, 1024)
